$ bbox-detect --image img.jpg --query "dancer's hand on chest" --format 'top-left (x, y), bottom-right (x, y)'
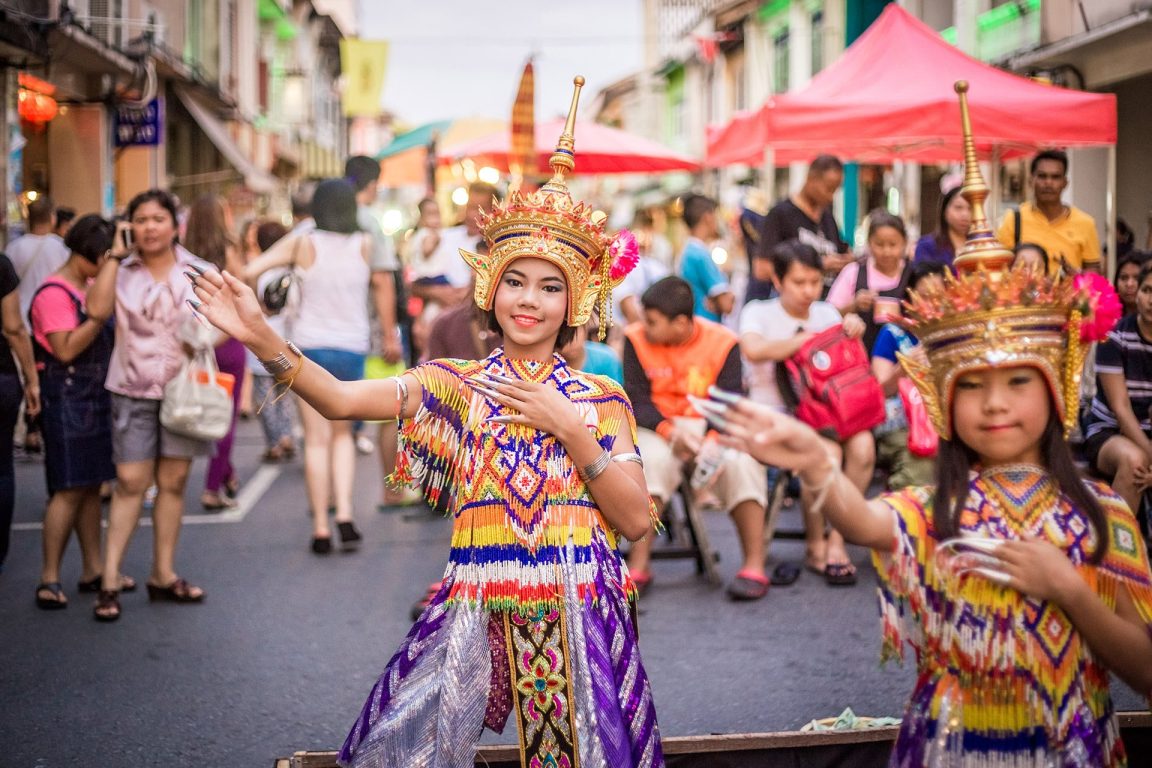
top-left (466, 372), bottom-right (583, 439)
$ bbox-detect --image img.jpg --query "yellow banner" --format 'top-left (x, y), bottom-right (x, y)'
top-left (340, 39), bottom-right (389, 117)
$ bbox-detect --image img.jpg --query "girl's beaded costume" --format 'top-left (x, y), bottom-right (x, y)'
top-left (339, 79), bottom-right (663, 768)
top-left (871, 83), bottom-right (1152, 767)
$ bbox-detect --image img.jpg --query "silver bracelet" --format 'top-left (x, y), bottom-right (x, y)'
top-left (578, 450), bottom-right (612, 483)
top-left (259, 340), bottom-right (302, 377)
top-left (610, 452), bottom-right (643, 468)
top-left (391, 376), bottom-right (409, 419)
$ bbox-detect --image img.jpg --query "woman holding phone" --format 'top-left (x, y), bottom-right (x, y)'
top-left (29, 215), bottom-right (126, 608)
top-left (93, 189), bottom-right (212, 622)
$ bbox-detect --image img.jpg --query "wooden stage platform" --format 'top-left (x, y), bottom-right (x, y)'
top-left (277, 711), bottom-right (1152, 767)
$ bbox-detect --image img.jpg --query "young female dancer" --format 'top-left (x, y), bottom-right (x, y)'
top-left (189, 79), bottom-right (663, 768)
top-left (700, 84), bottom-right (1152, 766)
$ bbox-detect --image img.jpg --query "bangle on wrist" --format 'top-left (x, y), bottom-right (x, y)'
top-left (259, 340), bottom-right (302, 377)
top-left (577, 449), bottom-right (612, 484)
top-left (800, 450), bottom-right (840, 517)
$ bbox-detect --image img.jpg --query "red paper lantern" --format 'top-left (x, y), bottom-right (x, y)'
top-left (18, 87), bottom-right (58, 124)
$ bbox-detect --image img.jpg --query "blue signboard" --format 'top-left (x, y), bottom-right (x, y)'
top-left (114, 98), bottom-right (162, 147)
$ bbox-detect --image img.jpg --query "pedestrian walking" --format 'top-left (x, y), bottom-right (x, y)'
top-left (248, 221), bottom-right (296, 462)
top-left (0, 252), bottom-right (39, 573)
top-left (190, 85), bottom-right (664, 767)
top-left (29, 215), bottom-right (126, 608)
top-left (183, 194), bottom-right (246, 510)
top-left (243, 180), bottom-right (372, 554)
top-left (96, 189), bottom-right (211, 622)
top-left (708, 95), bottom-right (1152, 766)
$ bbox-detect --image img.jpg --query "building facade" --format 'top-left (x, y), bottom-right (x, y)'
top-left (1, 0), bottom-right (353, 242)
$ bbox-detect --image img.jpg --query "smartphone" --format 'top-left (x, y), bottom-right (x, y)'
top-left (119, 224), bottom-right (134, 250)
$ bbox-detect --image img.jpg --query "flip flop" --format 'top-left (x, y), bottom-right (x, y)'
top-left (824, 562), bottom-right (858, 586)
top-left (770, 562), bottom-right (802, 586)
top-left (726, 570), bottom-right (769, 601)
top-left (629, 569), bottom-right (652, 596)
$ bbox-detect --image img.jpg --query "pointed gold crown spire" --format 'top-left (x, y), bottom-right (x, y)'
top-left (540, 76), bottom-right (584, 194)
top-left (952, 80), bottom-right (1014, 273)
top-left (457, 74), bottom-right (637, 334)
top-left (896, 80), bottom-right (1088, 441)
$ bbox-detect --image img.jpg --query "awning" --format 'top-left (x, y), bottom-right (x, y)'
top-left (174, 85), bottom-right (279, 194)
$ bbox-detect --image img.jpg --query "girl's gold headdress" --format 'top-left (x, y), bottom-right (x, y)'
top-left (898, 81), bottom-right (1113, 439)
top-left (460, 76), bottom-right (638, 335)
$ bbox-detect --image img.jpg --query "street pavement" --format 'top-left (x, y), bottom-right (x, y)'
top-left (1, 418), bottom-right (1145, 767)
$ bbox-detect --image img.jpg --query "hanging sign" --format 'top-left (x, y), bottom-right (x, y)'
top-left (114, 99), bottom-right (163, 147)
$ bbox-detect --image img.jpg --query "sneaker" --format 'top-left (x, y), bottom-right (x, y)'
top-left (355, 435), bottom-right (375, 455)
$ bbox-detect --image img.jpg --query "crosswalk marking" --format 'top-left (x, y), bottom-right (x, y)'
top-left (11, 464), bottom-right (282, 532)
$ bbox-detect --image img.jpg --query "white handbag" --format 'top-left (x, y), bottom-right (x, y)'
top-left (160, 347), bottom-right (234, 441)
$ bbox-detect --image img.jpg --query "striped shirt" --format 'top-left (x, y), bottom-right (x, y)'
top-left (1085, 314), bottom-right (1152, 439)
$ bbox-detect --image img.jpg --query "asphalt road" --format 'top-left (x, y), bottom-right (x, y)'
top-left (1, 418), bottom-right (1144, 767)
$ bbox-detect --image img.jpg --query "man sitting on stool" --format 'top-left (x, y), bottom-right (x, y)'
top-left (622, 276), bottom-right (770, 601)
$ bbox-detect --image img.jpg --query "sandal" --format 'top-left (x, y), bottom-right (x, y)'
top-left (337, 521), bottom-right (362, 551)
top-left (311, 536), bottom-right (332, 555)
top-left (409, 580), bottom-right (443, 620)
top-left (224, 478), bottom-right (240, 499)
top-left (78, 574), bottom-right (138, 593)
top-left (824, 561), bottom-right (858, 587)
top-left (146, 578), bottom-right (205, 603)
top-left (261, 446), bottom-right (284, 463)
top-left (201, 493), bottom-right (238, 511)
top-left (770, 562), bottom-right (802, 586)
top-left (726, 570), bottom-right (770, 601)
top-left (94, 590), bottom-right (121, 622)
top-left (35, 582), bottom-right (68, 610)
top-left (628, 568), bottom-right (653, 596)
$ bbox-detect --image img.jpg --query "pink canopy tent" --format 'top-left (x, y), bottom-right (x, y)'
top-left (706, 4), bottom-right (1117, 166)
top-left (439, 117), bottom-right (701, 174)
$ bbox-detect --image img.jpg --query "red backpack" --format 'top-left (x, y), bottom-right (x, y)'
top-left (777, 325), bottom-right (886, 441)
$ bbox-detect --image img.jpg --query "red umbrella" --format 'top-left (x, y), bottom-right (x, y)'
top-left (439, 117), bottom-right (700, 174)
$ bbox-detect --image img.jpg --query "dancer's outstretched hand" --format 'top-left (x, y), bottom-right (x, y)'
top-left (701, 388), bottom-right (828, 473)
top-left (187, 268), bottom-right (269, 347)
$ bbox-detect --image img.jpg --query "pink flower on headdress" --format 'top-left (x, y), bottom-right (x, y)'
top-left (607, 229), bottom-right (639, 280)
top-left (1073, 272), bottom-right (1122, 342)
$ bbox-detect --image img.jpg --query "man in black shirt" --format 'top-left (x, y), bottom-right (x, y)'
top-left (749, 154), bottom-right (852, 302)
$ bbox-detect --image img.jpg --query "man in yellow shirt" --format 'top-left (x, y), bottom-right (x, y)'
top-left (996, 149), bottom-right (1101, 274)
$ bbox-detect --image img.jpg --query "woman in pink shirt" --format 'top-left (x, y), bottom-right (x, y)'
top-left (29, 214), bottom-right (125, 609)
top-left (95, 189), bottom-right (211, 622)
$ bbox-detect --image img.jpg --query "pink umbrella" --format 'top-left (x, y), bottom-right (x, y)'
top-left (438, 118), bottom-right (700, 174)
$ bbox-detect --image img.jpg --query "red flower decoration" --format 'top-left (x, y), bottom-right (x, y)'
top-left (607, 229), bottom-right (639, 280)
top-left (1074, 272), bottom-right (1122, 342)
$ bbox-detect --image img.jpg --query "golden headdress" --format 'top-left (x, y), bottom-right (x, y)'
top-left (460, 76), bottom-right (639, 333)
top-left (898, 81), bottom-right (1108, 440)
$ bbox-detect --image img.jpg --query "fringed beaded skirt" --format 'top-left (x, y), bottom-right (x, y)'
top-left (338, 539), bottom-right (664, 768)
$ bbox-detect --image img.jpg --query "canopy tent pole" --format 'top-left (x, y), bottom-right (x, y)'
top-left (1107, 144), bottom-right (1117, 278)
top-left (989, 145), bottom-right (1002, 227)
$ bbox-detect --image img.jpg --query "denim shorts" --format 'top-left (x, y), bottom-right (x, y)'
top-left (302, 348), bottom-right (366, 382)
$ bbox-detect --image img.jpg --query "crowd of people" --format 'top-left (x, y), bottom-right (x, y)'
top-left (4, 109), bottom-right (1152, 765)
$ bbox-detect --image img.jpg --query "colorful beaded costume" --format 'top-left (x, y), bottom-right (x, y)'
top-left (874, 467), bottom-right (1152, 766)
top-left (338, 77), bottom-right (662, 768)
top-left (338, 352), bottom-right (662, 768)
top-left (870, 83), bottom-right (1152, 766)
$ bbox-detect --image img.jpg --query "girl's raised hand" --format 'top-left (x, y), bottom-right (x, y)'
top-left (702, 388), bottom-right (828, 473)
top-left (187, 268), bottom-right (269, 347)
